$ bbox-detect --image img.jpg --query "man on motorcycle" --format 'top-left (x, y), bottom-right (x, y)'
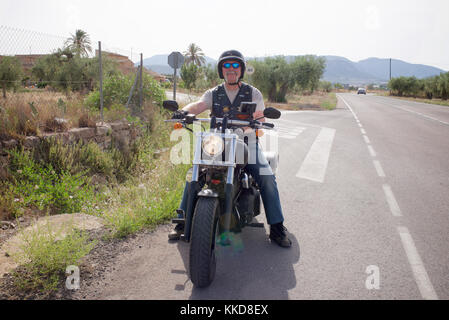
top-left (168, 50), bottom-right (292, 248)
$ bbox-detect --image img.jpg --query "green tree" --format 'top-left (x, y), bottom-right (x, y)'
top-left (32, 48), bottom-right (118, 92)
top-left (334, 83), bottom-right (344, 90)
top-left (320, 81), bottom-right (333, 93)
top-left (204, 64), bottom-right (220, 88)
top-left (180, 63), bottom-right (199, 90)
top-left (389, 77), bottom-right (406, 96)
top-left (183, 43), bottom-right (206, 66)
top-left (0, 56), bottom-right (23, 99)
top-left (250, 56), bottom-right (296, 102)
top-left (420, 77), bottom-right (438, 99)
top-left (292, 55), bottom-right (326, 93)
top-left (250, 55), bottom-right (325, 102)
top-left (437, 72), bottom-right (449, 100)
top-left (65, 29), bottom-right (92, 58)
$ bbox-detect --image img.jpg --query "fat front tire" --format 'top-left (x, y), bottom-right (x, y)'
top-left (189, 197), bottom-right (220, 288)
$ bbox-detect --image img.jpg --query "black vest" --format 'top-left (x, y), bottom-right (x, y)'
top-left (211, 82), bottom-right (253, 118)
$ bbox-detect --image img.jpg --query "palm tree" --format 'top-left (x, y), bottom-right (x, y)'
top-left (183, 43), bottom-right (206, 66)
top-left (65, 29), bottom-right (92, 58)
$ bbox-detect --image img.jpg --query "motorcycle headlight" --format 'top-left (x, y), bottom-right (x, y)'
top-left (202, 135), bottom-right (224, 157)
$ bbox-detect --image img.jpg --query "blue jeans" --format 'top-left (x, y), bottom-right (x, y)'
top-left (178, 143), bottom-right (284, 225)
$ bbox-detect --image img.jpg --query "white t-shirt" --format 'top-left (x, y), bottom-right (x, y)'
top-left (199, 83), bottom-right (265, 112)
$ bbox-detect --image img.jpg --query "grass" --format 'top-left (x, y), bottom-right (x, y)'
top-left (269, 91), bottom-right (337, 110)
top-left (11, 221), bottom-right (96, 294)
top-left (101, 157), bottom-right (189, 238)
top-left (321, 92), bottom-right (337, 110)
top-left (100, 103), bottom-right (193, 238)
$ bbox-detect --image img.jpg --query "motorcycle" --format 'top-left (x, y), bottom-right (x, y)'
top-left (163, 100), bottom-right (281, 288)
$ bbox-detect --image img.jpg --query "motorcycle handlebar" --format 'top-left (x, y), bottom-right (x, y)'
top-left (164, 117), bottom-right (275, 129)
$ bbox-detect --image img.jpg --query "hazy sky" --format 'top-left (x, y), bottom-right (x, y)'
top-left (1, 0), bottom-right (448, 70)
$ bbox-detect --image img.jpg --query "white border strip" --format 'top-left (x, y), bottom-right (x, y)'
top-left (397, 226), bottom-right (439, 300)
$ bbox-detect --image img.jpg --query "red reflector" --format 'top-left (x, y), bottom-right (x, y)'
top-left (211, 179), bottom-right (221, 185)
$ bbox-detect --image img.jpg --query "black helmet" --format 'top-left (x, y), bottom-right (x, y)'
top-left (217, 50), bottom-right (246, 80)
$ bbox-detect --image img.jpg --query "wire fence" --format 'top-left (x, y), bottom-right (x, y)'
top-left (0, 25), bottom-right (159, 134)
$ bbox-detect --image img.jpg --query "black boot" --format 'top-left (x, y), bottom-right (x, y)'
top-left (168, 223), bottom-right (184, 241)
top-left (269, 222), bottom-right (292, 248)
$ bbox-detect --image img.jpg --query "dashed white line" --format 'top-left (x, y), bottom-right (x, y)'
top-left (397, 226), bottom-right (439, 300)
top-left (373, 160), bottom-right (385, 177)
top-left (382, 184), bottom-right (402, 217)
top-left (361, 128), bottom-right (367, 135)
top-left (363, 135), bottom-right (371, 144)
top-left (367, 145), bottom-right (377, 157)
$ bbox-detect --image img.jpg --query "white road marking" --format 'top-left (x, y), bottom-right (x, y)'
top-left (397, 226), bottom-right (439, 300)
top-left (392, 105), bottom-right (449, 126)
top-left (373, 160), bottom-right (385, 177)
top-left (339, 95), bottom-right (358, 119)
top-left (296, 127), bottom-right (336, 183)
top-left (373, 98), bottom-right (449, 126)
top-left (382, 184), bottom-right (402, 217)
top-left (367, 145), bottom-right (377, 157)
top-left (361, 128), bottom-right (367, 135)
top-left (363, 135), bottom-right (371, 144)
top-left (269, 124), bottom-right (306, 140)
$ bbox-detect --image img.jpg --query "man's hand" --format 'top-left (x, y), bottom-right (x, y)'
top-left (253, 110), bottom-right (265, 122)
top-left (171, 110), bottom-right (188, 119)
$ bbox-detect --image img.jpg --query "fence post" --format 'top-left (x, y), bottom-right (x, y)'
top-left (126, 67), bottom-right (140, 111)
top-left (139, 53), bottom-right (143, 111)
top-left (99, 41), bottom-right (104, 123)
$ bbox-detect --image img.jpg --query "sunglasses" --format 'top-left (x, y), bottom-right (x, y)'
top-left (223, 62), bottom-right (240, 69)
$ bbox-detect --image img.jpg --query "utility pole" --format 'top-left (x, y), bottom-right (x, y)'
top-left (99, 41), bottom-right (104, 123)
top-left (389, 58), bottom-right (392, 96)
top-left (390, 58), bottom-right (391, 80)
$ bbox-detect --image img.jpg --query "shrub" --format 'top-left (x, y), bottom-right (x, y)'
top-left (7, 147), bottom-right (94, 214)
top-left (84, 73), bottom-right (166, 110)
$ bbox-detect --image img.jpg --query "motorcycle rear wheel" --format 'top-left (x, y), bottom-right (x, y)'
top-left (189, 197), bottom-right (220, 288)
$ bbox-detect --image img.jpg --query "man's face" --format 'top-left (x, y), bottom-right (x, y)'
top-left (222, 60), bottom-right (241, 84)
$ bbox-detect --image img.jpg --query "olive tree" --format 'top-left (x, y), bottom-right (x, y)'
top-left (437, 72), bottom-right (449, 100)
top-left (249, 55), bottom-right (326, 102)
top-left (0, 56), bottom-right (23, 99)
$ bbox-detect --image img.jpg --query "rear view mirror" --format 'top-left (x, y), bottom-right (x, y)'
top-left (163, 100), bottom-right (179, 112)
top-left (263, 107), bottom-right (281, 119)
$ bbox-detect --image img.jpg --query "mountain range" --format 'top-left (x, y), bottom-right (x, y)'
top-left (140, 54), bottom-right (446, 85)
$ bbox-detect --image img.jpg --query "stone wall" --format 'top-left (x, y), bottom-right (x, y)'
top-left (0, 121), bottom-right (140, 173)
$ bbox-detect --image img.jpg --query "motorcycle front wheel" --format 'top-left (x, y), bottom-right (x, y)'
top-left (189, 197), bottom-right (220, 288)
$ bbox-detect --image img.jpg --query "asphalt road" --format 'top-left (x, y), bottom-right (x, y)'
top-left (76, 93), bottom-right (449, 300)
